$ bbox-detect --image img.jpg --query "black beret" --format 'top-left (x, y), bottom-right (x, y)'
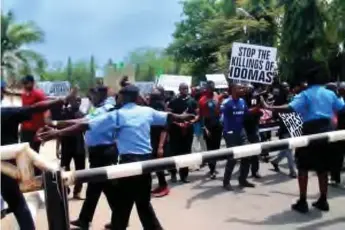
top-left (119, 85), bottom-right (139, 95)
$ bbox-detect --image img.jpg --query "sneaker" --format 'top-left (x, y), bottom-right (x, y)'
top-left (312, 199), bottom-right (329, 212)
top-left (152, 187), bottom-right (170, 198)
top-left (271, 162), bottom-right (280, 172)
top-left (239, 181), bottom-right (255, 188)
top-left (70, 219), bottom-right (89, 229)
top-left (291, 199), bottom-right (309, 213)
top-left (151, 187), bottom-right (161, 194)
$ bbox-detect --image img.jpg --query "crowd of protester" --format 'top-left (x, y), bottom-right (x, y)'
top-left (1, 59), bottom-right (345, 229)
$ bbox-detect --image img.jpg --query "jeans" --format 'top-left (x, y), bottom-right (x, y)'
top-left (272, 133), bottom-right (296, 174)
top-left (1, 173), bottom-right (35, 230)
top-left (223, 129), bottom-right (251, 185)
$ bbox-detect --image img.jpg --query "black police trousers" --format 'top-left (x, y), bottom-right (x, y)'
top-left (111, 154), bottom-right (163, 230)
top-left (78, 144), bottom-right (118, 223)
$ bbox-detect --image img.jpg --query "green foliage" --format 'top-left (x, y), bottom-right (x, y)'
top-left (1, 10), bottom-right (46, 84)
top-left (124, 47), bottom-right (179, 81)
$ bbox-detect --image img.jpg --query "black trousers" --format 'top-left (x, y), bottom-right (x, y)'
top-left (112, 154), bottom-right (162, 230)
top-left (60, 145), bottom-right (86, 195)
top-left (20, 130), bottom-right (41, 175)
top-left (223, 130), bottom-right (251, 185)
top-left (169, 127), bottom-right (194, 180)
top-left (203, 123), bottom-right (222, 174)
top-left (247, 129), bottom-right (261, 175)
top-left (78, 144), bottom-right (118, 223)
top-left (1, 173), bottom-right (35, 230)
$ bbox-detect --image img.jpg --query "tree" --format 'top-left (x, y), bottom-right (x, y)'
top-left (124, 47), bottom-right (177, 81)
top-left (1, 11), bottom-right (46, 84)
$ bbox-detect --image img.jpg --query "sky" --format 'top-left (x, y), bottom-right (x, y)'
top-left (3, 0), bottom-right (183, 66)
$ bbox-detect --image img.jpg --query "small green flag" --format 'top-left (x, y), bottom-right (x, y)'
top-left (156, 68), bottom-right (164, 78)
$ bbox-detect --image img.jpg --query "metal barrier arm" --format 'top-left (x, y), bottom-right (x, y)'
top-left (64, 130), bottom-right (345, 185)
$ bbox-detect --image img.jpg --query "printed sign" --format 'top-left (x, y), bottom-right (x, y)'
top-left (37, 81), bottom-right (71, 97)
top-left (205, 74), bottom-right (228, 89)
top-left (229, 42), bottom-right (277, 85)
top-left (157, 75), bottom-right (192, 94)
top-left (279, 112), bottom-right (303, 137)
top-left (135, 81), bottom-right (155, 96)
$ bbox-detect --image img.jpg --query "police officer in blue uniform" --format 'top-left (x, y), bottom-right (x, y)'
top-left (38, 85), bottom-right (195, 230)
top-left (47, 87), bottom-right (117, 229)
top-left (262, 60), bottom-right (345, 213)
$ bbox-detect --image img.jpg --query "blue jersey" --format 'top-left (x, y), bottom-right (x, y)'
top-left (289, 85), bottom-right (345, 122)
top-left (221, 96), bottom-right (248, 133)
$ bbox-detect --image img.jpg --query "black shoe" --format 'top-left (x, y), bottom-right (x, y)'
top-left (171, 175), bottom-right (177, 183)
top-left (252, 173), bottom-right (262, 179)
top-left (104, 222), bottom-right (112, 229)
top-left (70, 219), bottom-right (89, 229)
top-left (289, 172), bottom-right (297, 178)
top-left (291, 199), bottom-right (309, 213)
top-left (239, 181), bottom-right (255, 188)
top-left (271, 162), bottom-right (280, 172)
top-left (180, 178), bottom-right (190, 183)
top-left (209, 173), bottom-right (216, 180)
top-left (223, 184), bottom-right (233, 191)
top-left (312, 199), bottom-right (329, 212)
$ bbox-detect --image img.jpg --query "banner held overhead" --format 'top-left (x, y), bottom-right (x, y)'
top-left (157, 75), bottom-right (192, 94)
top-left (229, 42), bottom-right (277, 85)
top-left (205, 74), bottom-right (228, 89)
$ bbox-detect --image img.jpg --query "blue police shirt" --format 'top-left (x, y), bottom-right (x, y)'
top-left (89, 103), bottom-right (168, 155)
top-left (289, 85), bottom-right (345, 122)
top-left (84, 97), bottom-right (116, 147)
top-left (221, 96), bottom-right (248, 133)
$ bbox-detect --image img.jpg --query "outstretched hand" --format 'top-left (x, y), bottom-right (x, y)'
top-left (36, 126), bottom-right (59, 142)
top-left (260, 96), bottom-right (269, 109)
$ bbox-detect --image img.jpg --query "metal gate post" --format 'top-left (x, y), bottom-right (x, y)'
top-left (43, 171), bottom-right (70, 230)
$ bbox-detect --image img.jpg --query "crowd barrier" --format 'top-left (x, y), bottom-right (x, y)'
top-left (1, 130), bottom-right (345, 230)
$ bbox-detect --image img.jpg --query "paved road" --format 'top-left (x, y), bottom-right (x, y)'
top-left (2, 140), bottom-right (345, 230)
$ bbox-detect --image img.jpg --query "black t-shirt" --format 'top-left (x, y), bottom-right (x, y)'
top-left (59, 107), bottom-right (85, 153)
top-left (149, 100), bottom-right (167, 152)
top-left (168, 96), bottom-right (197, 134)
top-left (1, 107), bottom-right (33, 145)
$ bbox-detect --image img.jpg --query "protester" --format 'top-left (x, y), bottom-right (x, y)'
top-left (243, 84), bottom-right (263, 178)
top-left (57, 97), bottom-right (86, 199)
top-left (192, 86), bottom-right (207, 154)
top-left (1, 80), bottom-right (71, 230)
top-left (38, 84), bottom-right (195, 230)
top-left (262, 60), bottom-right (345, 213)
top-left (149, 86), bottom-right (170, 197)
top-left (20, 75), bottom-right (48, 164)
top-left (222, 83), bottom-right (257, 190)
top-left (199, 81), bottom-right (222, 179)
top-left (329, 82), bottom-right (345, 185)
top-left (168, 83), bottom-right (198, 183)
top-left (270, 82), bottom-right (297, 178)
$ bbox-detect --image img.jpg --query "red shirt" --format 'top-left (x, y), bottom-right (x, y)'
top-left (21, 89), bottom-right (46, 131)
top-left (198, 92), bottom-right (220, 118)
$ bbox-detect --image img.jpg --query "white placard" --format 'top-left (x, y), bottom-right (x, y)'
top-left (279, 112), bottom-right (303, 137)
top-left (135, 81), bottom-right (155, 95)
top-left (229, 42), bottom-right (277, 85)
top-left (205, 74), bottom-right (228, 89)
top-left (156, 75), bottom-right (192, 94)
top-left (37, 81), bottom-right (70, 97)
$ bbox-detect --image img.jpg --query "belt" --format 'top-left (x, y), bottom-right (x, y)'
top-left (119, 154), bottom-right (151, 164)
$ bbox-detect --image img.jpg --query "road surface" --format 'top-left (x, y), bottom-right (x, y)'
top-left (2, 140), bottom-right (345, 230)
